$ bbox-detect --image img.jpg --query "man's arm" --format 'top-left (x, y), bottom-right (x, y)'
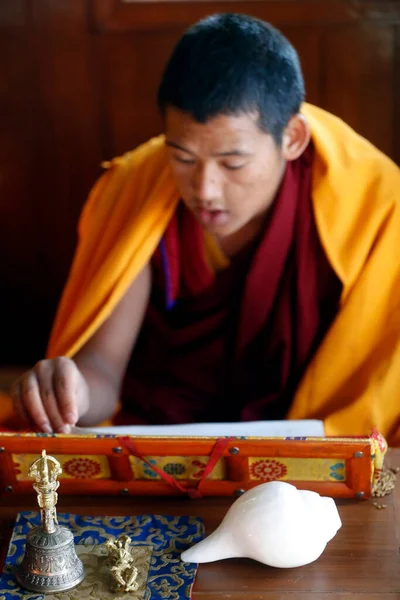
top-left (12, 264), bottom-right (152, 432)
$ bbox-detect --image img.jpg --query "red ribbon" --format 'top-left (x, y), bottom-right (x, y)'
top-left (118, 436), bottom-right (233, 499)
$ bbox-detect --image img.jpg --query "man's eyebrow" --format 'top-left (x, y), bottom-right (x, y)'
top-left (165, 140), bottom-right (253, 157)
top-left (215, 150), bottom-right (253, 157)
top-left (165, 141), bottom-right (194, 153)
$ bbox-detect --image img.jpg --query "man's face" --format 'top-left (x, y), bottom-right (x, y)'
top-left (164, 107), bottom-right (287, 238)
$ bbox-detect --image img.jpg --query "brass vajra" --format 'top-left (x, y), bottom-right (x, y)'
top-left (28, 449), bottom-right (62, 533)
top-left (104, 534), bottom-right (139, 592)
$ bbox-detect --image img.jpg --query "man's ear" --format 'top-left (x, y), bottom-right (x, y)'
top-left (281, 114), bottom-right (311, 161)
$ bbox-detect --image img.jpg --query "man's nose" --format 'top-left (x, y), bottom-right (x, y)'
top-left (191, 163), bottom-right (221, 202)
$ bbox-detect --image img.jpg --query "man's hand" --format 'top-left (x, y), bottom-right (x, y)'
top-left (11, 357), bottom-right (89, 433)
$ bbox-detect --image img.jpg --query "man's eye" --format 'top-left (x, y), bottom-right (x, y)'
top-left (223, 163), bottom-right (246, 170)
top-left (174, 155), bottom-right (195, 165)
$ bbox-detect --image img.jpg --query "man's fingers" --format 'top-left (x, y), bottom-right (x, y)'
top-left (52, 357), bottom-right (79, 426)
top-left (11, 357), bottom-right (86, 433)
top-left (33, 361), bottom-right (69, 433)
top-left (20, 371), bottom-right (53, 433)
top-left (11, 380), bottom-right (32, 426)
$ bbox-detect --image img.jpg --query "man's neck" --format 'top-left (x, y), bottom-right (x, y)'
top-left (215, 212), bottom-right (270, 259)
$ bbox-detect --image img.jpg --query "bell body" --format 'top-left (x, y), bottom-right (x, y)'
top-left (16, 524), bottom-right (85, 593)
top-left (181, 481), bottom-right (342, 568)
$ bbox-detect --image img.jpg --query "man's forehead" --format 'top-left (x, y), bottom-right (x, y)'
top-left (164, 107), bottom-right (266, 148)
top-left (165, 139), bottom-right (253, 157)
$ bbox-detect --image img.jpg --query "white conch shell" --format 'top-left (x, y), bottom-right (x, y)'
top-left (181, 481), bottom-right (342, 568)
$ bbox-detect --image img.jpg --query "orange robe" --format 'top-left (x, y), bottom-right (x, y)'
top-left (46, 104), bottom-right (400, 445)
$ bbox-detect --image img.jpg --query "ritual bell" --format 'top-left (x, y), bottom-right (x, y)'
top-left (16, 450), bottom-right (85, 593)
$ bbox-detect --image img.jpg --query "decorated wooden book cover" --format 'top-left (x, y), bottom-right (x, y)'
top-left (0, 512), bottom-right (204, 599)
top-left (0, 430), bottom-right (387, 499)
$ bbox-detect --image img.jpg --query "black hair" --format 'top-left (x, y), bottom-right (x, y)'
top-left (157, 13), bottom-right (305, 144)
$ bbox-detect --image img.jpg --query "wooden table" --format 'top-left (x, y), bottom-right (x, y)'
top-left (0, 449), bottom-right (399, 599)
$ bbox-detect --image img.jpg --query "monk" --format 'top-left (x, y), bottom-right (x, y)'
top-left (11, 14), bottom-right (400, 444)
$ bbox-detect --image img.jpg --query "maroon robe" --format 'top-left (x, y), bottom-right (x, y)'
top-left (118, 145), bottom-right (342, 424)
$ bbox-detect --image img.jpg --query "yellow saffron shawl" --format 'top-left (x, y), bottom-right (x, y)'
top-left (46, 104), bottom-right (400, 445)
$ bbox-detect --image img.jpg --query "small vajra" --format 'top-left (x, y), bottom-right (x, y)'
top-left (28, 449), bottom-right (62, 533)
top-left (104, 534), bottom-right (139, 592)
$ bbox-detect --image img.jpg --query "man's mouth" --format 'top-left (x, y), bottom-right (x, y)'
top-left (195, 206), bottom-right (230, 227)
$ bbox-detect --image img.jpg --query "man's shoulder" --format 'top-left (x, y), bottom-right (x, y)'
top-left (303, 103), bottom-right (399, 202)
top-left (101, 134), bottom-right (167, 173)
top-left (78, 134), bottom-right (177, 238)
top-left (304, 104), bottom-right (399, 290)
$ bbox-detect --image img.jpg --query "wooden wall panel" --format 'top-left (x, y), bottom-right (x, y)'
top-left (0, 1), bottom-right (26, 28)
top-left (1, 1), bottom-right (104, 362)
top-left (0, 2), bottom-right (42, 362)
top-left (0, 0), bottom-right (399, 365)
top-left (280, 27), bottom-right (322, 107)
top-left (323, 24), bottom-right (395, 157)
top-left (96, 30), bottom-right (179, 154)
top-left (31, 0), bottom-right (104, 274)
top-left (91, 0), bottom-right (400, 32)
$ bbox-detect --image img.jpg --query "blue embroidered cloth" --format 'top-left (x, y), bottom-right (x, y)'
top-left (0, 512), bottom-right (204, 599)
